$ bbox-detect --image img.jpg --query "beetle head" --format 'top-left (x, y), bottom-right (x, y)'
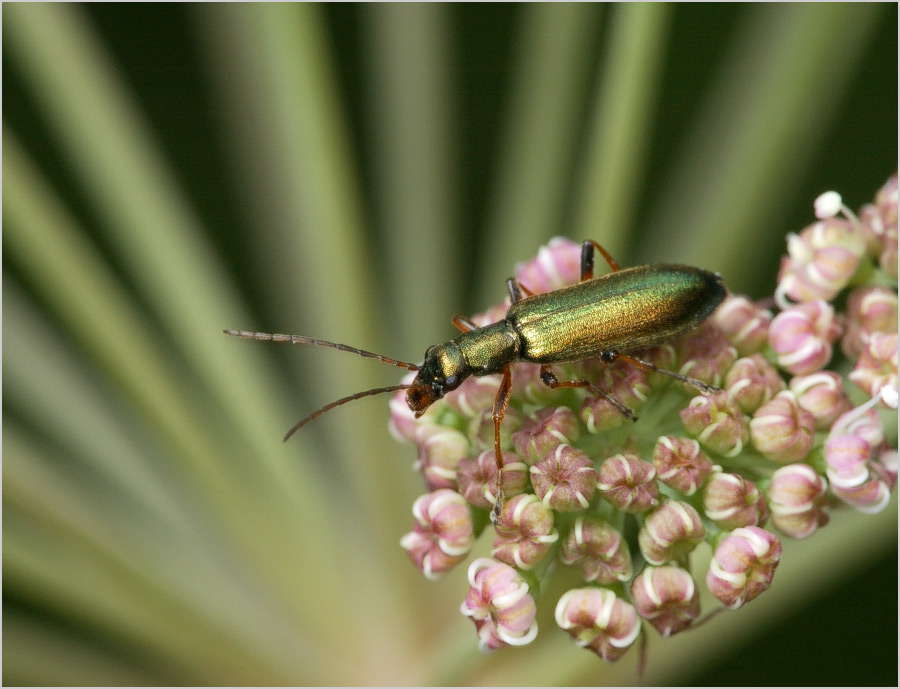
top-left (406, 341), bottom-right (467, 416)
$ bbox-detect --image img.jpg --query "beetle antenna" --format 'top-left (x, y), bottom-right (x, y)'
top-left (224, 329), bottom-right (420, 371)
top-left (283, 384), bottom-right (413, 441)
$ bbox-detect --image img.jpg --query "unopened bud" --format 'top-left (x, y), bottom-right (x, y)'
top-left (555, 588), bottom-right (640, 663)
top-left (631, 565), bottom-right (700, 637)
top-left (559, 516), bottom-right (632, 584)
top-left (596, 453), bottom-right (659, 513)
top-left (706, 527), bottom-right (781, 609)
top-left (652, 436), bottom-right (713, 495)
top-left (530, 444), bottom-right (598, 511)
top-left (492, 494), bottom-right (559, 570)
top-left (638, 500), bottom-right (706, 565)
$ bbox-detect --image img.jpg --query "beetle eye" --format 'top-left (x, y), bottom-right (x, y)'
top-left (444, 374), bottom-right (460, 390)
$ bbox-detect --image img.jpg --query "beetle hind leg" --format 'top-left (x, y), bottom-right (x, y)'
top-left (605, 352), bottom-right (720, 394)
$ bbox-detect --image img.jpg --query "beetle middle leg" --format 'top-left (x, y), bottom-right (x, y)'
top-left (539, 364), bottom-right (638, 421)
top-left (581, 239), bottom-right (621, 280)
top-left (506, 277), bottom-right (533, 304)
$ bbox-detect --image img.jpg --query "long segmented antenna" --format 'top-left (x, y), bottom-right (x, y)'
top-left (224, 329), bottom-right (420, 441)
top-left (223, 329), bottom-right (420, 371)
top-left (283, 384), bottom-right (413, 441)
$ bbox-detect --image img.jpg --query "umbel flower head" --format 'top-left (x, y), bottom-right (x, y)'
top-left (395, 176), bottom-right (898, 662)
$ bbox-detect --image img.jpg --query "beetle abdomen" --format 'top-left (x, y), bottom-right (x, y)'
top-left (508, 264), bottom-right (725, 363)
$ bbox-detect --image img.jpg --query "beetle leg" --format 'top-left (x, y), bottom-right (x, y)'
top-left (490, 364), bottom-right (513, 523)
top-left (581, 240), bottom-right (621, 281)
top-left (539, 365), bottom-right (638, 421)
top-left (452, 314), bottom-right (478, 333)
top-left (606, 352), bottom-right (721, 394)
top-left (506, 277), bottom-right (534, 304)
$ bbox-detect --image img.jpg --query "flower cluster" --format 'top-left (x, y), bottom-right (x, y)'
top-left (393, 175), bottom-right (898, 661)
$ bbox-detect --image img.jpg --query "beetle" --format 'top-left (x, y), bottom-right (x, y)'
top-left (226, 239), bottom-right (727, 520)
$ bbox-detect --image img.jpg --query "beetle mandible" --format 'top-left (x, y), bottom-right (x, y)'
top-left (226, 239), bottom-right (727, 520)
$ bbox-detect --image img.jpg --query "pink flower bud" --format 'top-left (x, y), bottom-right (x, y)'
top-left (676, 323), bottom-right (738, 389)
top-left (638, 500), bottom-right (706, 565)
top-left (388, 372), bottom-right (422, 443)
top-left (825, 409), bottom-right (892, 514)
top-left (580, 392), bottom-right (630, 433)
top-left (831, 468), bottom-right (892, 514)
top-left (514, 237), bottom-right (582, 293)
top-left (511, 406), bottom-right (580, 464)
top-left (859, 174), bottom-right (898, 278)
top-left (703, 470), bottom-right (768, 529)
top-left (680, 390), bottom-right (749, 457)
top-left (706, 527), bottom-right (781, 609)
top-left (749, 391), bottom-right (816, 463)
top-left (559, 517), bottom-right (632, 584)
top-left (530, 444), bottom-right (597, 511)
top-left (444, 374), bottom-right (502, 417)
top-left (849, 332), bottom-right (898, 402)
top-left (712, 295), bottom-right (773, 356)
top-left (776, 217), bottom-right (866, 304)
top-left (652, 436), bottom-right (714, 495)
top-left (457, 449), bottom-right (528, 510)
top-left (769, 300), bottom-right (841, 376)
top-left (831, 405), bottom-right (885, 449)
top-left (467, 405), bottom-right (523, 453)
top-left (841, 287), bottom-right (898, 358)
top-left (767, 464), bottom-right (829, 539)
top-left (789, 371), bottom-right (852, 431)
top-left (596, 453), bottom-right (659, 513)
top-left (631, 566), bottom-right (700, 637)
top-left (825, 434), bottom-right (872, 487)
top-left (414, 424), bottom-right (469, 489)
top-left (554, 588), bottom-right (641, 663)
top-left (511, 363), bottom-right (557, 405)
top-left (492, 494), bottom-right (559, 570)
top-left (401, 490), bottom-right (474, 579)
top-left (725, 353), bottom-right (786, 414)
top-left (461, 559), bottom-right (539, 650)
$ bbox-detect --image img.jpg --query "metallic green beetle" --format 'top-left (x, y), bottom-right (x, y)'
top-left (226, 240), bottom-right (727, 519)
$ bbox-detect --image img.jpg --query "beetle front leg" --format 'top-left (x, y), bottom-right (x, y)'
top-left (490, 364), bottom-right (513, 523)
top-left (539, 364), bottom-right (638, 421)
top-left (452, 314), bottom-right (478, 333)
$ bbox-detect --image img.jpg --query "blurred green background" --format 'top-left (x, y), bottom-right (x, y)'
top-left (3, 3), bottom-right (897, 685)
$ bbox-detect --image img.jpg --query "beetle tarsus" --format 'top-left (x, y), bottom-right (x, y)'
top-left (490, 496), bottom-right (502, 524)
top-left (687, 379), bottom-right (721, 394)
